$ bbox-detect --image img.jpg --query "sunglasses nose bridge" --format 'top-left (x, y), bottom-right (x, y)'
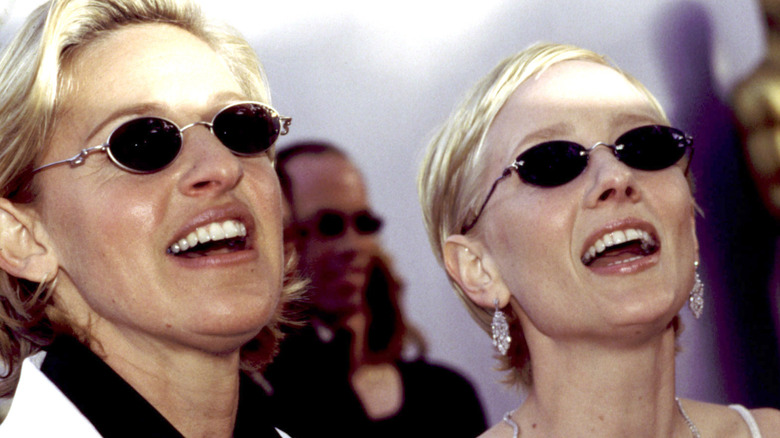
top-left (586, 141), bottom-right (618, 154)
top-left (585, 142), bottom-right (625, 166)
top-left (179, 120), bottom-right (213, 136)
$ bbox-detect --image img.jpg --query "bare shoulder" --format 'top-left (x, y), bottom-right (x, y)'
top-left (751, 407), bottom-right (780, 437)
top-left (479, 421), bottom-right (514, 438)
top-left (681, 399), bottom-right (780, 437)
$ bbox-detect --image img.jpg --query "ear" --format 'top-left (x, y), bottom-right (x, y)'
top-left (0, 198), bottom-right (58, 282)
top-left (443, 234), bottom-right (511, 309)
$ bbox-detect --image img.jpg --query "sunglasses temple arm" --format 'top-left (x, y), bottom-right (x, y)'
top-left (280, 117), bottom-right (292, 136)
top-left (32, 145), bottom-right (107, 174)
top-left (460, 167), bottom-right (513, 234)
top-left (684, 144), bottom-right (695, 176)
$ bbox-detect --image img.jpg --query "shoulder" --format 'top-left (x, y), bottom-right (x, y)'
top-left (681, 398), bottom-right (780, 438)
top-left (477, 421), bottom-right (514, 438)
top-left (0, 356), bottom-right (101, 437)
top-left (396, 359), bottom-right (486, 431)
top-left (400, 359), bottom-right (471, 382)
top-left (750, 407), bottom-right (780, 437)
top-left (399, 359), bottom-right (480, 396)
top-left (276, 428), bottom-right (294, 438)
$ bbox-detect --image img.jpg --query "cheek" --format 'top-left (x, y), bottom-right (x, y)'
top-left (244, 160), bottom-right (285, 263)
top-left (671, 185), bottom-right (698, 260)
top-left (652, 172), bottom-right (696, 240)
top-left (301, 241), bottom-right (336, 270)
top-left (485, 192), bottom-right (575, 286)
top-left (40, 176), bottom-right (164, 271)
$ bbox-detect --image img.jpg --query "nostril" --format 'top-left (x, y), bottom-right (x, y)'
top-left (599, 188), bottom-right (614, 201)
top-left (626, 186), bottom-right (634, 197)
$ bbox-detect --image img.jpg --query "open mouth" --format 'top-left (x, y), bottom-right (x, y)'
top-left (167, 219), bottom-right (248, 258)
top-left (581, 228), bottom-right (659, 268)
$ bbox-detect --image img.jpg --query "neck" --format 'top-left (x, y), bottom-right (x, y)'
top-left (767, 31), bottom-right (780, 65)
top-left (313, 311), bottom-right (374, 368)
top-left (93, 331), bottom-right (243, 438)
top-left (515, 322), bottom-right (692, 437)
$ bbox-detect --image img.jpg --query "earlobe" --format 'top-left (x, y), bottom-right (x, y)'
top-left (443, 234), bottom-right (510, 309)
top-left (0, 198), bottom-right (58, 282)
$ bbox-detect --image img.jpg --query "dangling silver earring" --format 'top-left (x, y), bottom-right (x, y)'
top-left (492, 298), bottom-right (511, 355)
top-left (689, 261), bottom-right (704, 319)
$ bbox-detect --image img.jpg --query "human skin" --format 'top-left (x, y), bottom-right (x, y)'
top-left (444, 60), bottom-right (704, 437)
top-left (285, 152), bottom-right (380, 321)
top-left (473, 61), bottom-right (698, 342)
top-left (28, 23), bottom-right (284, 437)
top-left (284, 152), bottom-right (402, 419)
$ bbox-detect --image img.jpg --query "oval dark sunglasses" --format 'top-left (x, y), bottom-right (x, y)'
top-left (33, 101), bottom-right (291, 174)
top-left (461, 124), bottom-right (694, 234)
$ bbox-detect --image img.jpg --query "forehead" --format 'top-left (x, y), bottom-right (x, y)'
top-left (485, 60), bottom-right (662, 162)
top-left (61, 23), bottom-right (245, 115)
top-left (286, 152), bottom-right (371, 219)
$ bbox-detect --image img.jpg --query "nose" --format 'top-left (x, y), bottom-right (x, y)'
top-left (327, 223), bottom-right (378, 263)
top-left (583, 146), bottom-right (640, 208)
top-left (176, 125), bottom-right (243, 197)
top-left (342, 224), bottom-right (378, 252)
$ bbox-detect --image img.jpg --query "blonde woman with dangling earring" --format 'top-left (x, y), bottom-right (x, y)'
top-left (418, 42), bottom-right (780, 437)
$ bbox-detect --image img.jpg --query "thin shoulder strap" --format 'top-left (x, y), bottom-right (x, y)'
top-left (729, 404), bottom-right (763, 438)
top-left (502, 411), bottom-right (520, 438)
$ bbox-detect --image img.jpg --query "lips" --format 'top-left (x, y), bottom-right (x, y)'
top-left (167, 219), bottom-right (248, 257)
top-left (581, 226), bottom-right (659, 268)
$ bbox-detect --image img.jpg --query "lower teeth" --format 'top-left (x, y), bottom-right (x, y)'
top-left (606, 255), bottom-right (642, 267)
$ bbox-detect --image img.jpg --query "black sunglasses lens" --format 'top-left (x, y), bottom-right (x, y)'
top-left (518, 141), bottom-right (588, 187)
top-left (213, 103), bottom-right (280, 155)
top-left (616, 125), bottom-right (689, 171)
top-left (355, 213), bottom-right (382, 234)
top-left (317, 213), bottom-right (346, 237)
top-left (107, 118), bottom-right (181, 173)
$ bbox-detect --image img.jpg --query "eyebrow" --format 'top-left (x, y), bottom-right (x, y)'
top-left (514, 122), bottom-right (573, 151)
top-left (511, 110), bottom-right (664, 157)
top-left (609, 109), bottom-right (664, 126)
top-left (85, 103), bottom-right (166, 143)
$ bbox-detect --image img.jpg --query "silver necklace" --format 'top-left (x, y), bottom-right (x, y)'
top-left (676, 397), bottom-right (702, 438)
top-left (502, 398), bottom-right (701, 438)
top-left (502, 410), bottom-right (519, 438)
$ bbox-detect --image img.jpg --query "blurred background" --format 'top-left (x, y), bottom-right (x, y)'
top-left (2, 0), bottom-right (778, 426)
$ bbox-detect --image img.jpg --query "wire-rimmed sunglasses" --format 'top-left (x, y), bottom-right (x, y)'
top-left (33, 101), bottom-right (291, 174)
top-left (461, 124), bottom-right (694, 234)
top-left (288, 209), bottom-right (383, 240)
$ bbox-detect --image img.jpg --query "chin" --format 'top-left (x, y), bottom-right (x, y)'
top-left (184, 303), bottom-right (278, 353)
top-left (605, 305), bottom-right (681, 339)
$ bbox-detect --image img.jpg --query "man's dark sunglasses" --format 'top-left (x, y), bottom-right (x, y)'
top-left (290, 209), bottom-right (383, 240)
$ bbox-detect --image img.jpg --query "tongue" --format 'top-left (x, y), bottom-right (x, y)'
top-left (177, 238), bottom-right (246, 258)
top-left (588, 242), bottom-right (645, 268)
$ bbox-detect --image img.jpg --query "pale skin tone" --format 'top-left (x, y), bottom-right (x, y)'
top-left (0, 24), bottom-right (283, 437)
top-left (285, 152), bottom-right (403, 419)
top-left (443, 61), bottom-right (780, 437)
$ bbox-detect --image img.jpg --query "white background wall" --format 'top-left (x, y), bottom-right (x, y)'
top-left (1, 0), bottom-right (769, 426)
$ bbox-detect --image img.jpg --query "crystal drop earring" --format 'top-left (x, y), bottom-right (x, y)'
top-left (492, 298), bottom-right (511, 355)
top-left (689, 261), bottom-right (704, 319)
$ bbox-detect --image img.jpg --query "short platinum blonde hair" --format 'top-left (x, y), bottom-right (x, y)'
top-left (0, 0), bottom-right (299, 397)
top-left (417, 42), bottom-right (669, 387)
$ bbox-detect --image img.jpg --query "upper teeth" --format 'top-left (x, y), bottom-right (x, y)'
top-left (581, 228), bottom-right (655, 265)
top-left (168, 220), bottom-right (247, 254)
